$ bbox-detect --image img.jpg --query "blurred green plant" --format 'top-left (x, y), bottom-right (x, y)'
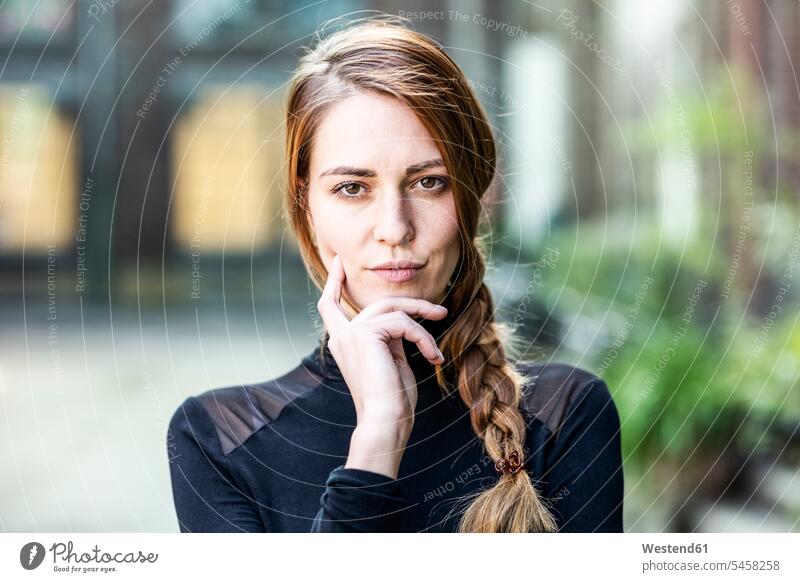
top-left (522, 61), bottom-right (800, 475)
top-left (535, 223), bottom-right (798, 473)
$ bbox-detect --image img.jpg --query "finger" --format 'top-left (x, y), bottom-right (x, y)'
top-left (369, 312), bottom-right (445, 364)
top-left (317, 254), bottom-right (349, 334)
top-left (356, 296), bottom-right (448, 323)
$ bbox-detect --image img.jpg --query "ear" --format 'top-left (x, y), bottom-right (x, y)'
top-left (307, 214), bottom-right (315, 242)
top-left (298, 177), bottom-right (312, 228)
top-left (304, 205), bottom-right (316, 245)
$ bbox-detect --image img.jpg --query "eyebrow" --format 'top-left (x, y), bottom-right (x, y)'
top-left (317, 158), bottom-right (445, 179)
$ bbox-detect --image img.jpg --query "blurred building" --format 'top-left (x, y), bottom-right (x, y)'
top-left (0, 0), bottom-right (516, 306)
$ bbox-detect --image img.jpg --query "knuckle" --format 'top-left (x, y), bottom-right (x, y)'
top-left (378, 296), bottom-right (403, 310)
top-left (394, 310), bottom-right (413, 323)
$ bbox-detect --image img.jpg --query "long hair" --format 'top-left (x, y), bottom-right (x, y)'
top-left (282, 15), bottom-right (557, 533)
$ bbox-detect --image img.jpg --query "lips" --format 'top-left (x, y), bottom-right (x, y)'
top-left (369, 260), bottom-right (426, 270)
top-left (368, 261), bottom-right (425, 283)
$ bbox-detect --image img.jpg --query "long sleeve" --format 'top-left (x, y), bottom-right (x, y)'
top-left (545, 379), bottom-right (625, 532)
top-left (311, 465), bottom-right (409, 532)
top-left (167, 396), bottom-right (265, 532)
top-left (168, 395), bottom-right (409, 533)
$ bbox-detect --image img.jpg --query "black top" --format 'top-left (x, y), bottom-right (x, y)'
top-left (167, 318), bottom-right (624, 533)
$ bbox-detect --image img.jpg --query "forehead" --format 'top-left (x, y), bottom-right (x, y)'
top-left (310, 91), bottom-right (443, 173)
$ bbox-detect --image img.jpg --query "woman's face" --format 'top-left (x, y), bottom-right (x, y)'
top-left (305, 91), bottom-right (461, 314)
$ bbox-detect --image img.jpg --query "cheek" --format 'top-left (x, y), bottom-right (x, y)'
top-left (308, 190), bottom-right (333, 240)
top-left (423, 196), bottom-right (459, 252)
top-left (307, 193), bottom-right (360, 257)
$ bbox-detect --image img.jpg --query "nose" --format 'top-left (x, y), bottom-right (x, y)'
top-left (372, 189), bottom-right (415, 245)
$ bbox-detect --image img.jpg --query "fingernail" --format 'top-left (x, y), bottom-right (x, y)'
top-left (436, 348), bottom-right (444, 361)
top-left (437, 305), bottom-right (448, 312)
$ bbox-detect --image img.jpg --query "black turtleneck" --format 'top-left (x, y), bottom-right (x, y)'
top-left (167, 317), bottom-right (624, 532)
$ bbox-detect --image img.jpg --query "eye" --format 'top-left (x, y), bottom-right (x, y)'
top-left (332, 181), bottom-right (368, 199)
top-left (413, 175), bottom-right (449, 191)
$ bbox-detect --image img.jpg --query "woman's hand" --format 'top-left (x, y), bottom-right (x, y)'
top-left (316, 253), bottom-right (447, 478)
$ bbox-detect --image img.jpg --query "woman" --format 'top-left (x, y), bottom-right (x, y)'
top-left (167, 16), bottom-right (624, 533)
